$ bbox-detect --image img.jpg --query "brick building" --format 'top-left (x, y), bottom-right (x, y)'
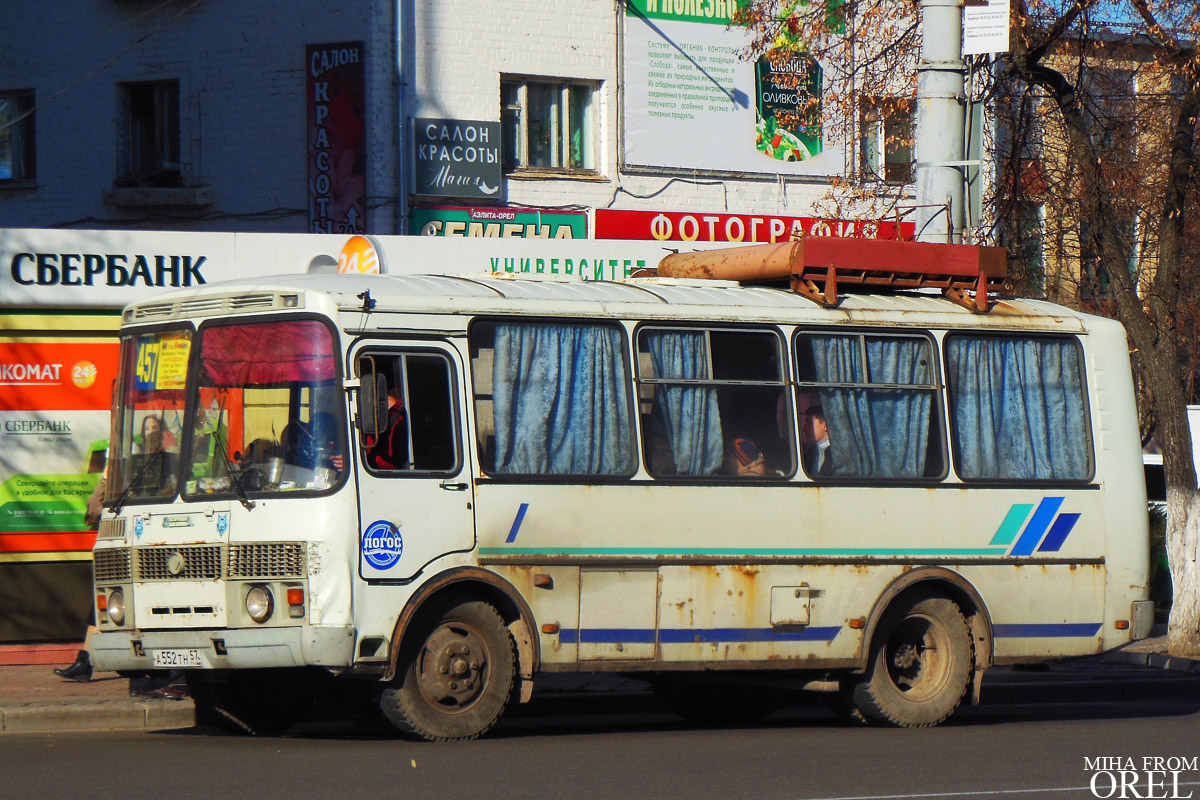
top-left (2, 0), bottom-right (912, 240)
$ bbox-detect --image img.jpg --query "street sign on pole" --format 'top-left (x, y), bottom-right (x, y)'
top-left (962, 0), bottom-right (1011, 55)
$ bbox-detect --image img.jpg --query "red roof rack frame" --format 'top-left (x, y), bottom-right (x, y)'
top-left (657, 237), bottom-right (1008, 313)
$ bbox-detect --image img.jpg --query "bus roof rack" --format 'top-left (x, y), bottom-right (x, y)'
top-left (656, 238), bottom-right (1008, 313)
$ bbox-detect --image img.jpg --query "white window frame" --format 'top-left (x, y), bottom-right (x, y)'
top-left (501, 77), bottom-right (598, 175)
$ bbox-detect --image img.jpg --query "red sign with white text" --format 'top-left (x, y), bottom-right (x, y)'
top-left (594, 209), bottom-right (915, 243)
top-left (0, 341), bottom-right (118, 412)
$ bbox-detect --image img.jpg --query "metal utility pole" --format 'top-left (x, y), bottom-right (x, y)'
top-left (915, 0), bottom-right (966, 243)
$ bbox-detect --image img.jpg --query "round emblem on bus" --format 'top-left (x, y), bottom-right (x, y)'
top-left (362, 520), bottom-right (403, 570)
top-left (167, 551), bottom-right (186, 576)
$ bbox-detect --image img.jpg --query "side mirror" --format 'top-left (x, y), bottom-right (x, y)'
top-left (358, 371), bottom-right (389, 438)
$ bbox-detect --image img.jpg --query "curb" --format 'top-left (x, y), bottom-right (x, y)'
top-left (0, 643), bottom-right (82, 667)
top-left (1105, 648), bottom-right (1200, 675)
top-left (0, 699), bottom-right (194, 734)
top-left (978, 676), bottom-right (1200, 706)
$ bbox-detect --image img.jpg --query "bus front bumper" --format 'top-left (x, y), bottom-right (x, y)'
top-left (89, 625), bottom-right (355, 673)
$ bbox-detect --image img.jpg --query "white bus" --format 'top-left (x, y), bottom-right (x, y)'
top-left (89, 244), bottom-right (1152, 739)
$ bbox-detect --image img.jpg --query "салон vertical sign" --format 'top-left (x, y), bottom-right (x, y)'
top-left (307, 42), bottom-right (366, 234)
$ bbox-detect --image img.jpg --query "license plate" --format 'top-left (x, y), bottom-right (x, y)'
top-left (151, 648), bottom-right (205, 668)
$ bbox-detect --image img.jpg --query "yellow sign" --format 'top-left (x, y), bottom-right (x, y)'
top-left (337, 235), bottom-right (384, 274)
top-left (136, 335), bottom-right (190, 390)
top-left (157, 336), bottom-right (190, 389)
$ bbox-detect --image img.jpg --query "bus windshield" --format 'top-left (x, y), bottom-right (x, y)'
top-left (110, 319), bottom-right (346, 505)
top-left (111, 328), bottom-right (192, 502)
top-left (183, 318), bottom-right (345, 498)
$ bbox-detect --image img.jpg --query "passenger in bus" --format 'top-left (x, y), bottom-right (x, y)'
top-left (134, 415), bottom-right (171, 454)
top-left (131, 414), bottom-right (178, 493)
top-left (727, 437), bottom-right (768, 476)
top-left (289, 412), bottom-right (345, 473)
top-left (803, 405), bottom-right (835, 477)
top-left (367, 388), bottom-right (408, 470)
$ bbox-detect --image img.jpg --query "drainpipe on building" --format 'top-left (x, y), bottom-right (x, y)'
top-left (914, 0), bottom-right (966, 243)
top-left (395, 0), bottom-right (410, 235)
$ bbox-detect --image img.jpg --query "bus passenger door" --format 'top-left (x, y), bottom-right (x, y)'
top-left (353, 345), bottom-right (475, 582)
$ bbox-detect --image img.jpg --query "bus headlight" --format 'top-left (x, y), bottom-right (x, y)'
top-left (108, 589), bottom-right (126, 627)
top-left (245, 585), bottom-right (274, 623)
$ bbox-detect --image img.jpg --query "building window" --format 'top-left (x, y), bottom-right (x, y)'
top-left (859, 98), bottom-right (913, 184)
top-left (0, 90), bottom-right (35, 182)
top-left (118, 80), bottom-right (180, 187)
top-left (501, 78), bottom-right (596, 173)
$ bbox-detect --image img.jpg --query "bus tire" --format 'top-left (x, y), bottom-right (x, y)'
top-left (850, 596), bottom-right (971, 728)
top-left (380, 599), bottom-right (515, 742)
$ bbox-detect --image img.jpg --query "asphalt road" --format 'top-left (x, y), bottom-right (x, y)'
top-left (5, 693), bottom-right (1200, 800)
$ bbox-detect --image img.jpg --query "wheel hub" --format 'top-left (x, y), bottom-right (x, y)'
top-left (416, 625), bottom-right (488, 708)
top-left (892, 643), bottom-right (920, 670)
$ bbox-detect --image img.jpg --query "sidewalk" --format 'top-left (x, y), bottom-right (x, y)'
top-left (2, 638), bottom-right (1198, 735)
top-left (0, 644), bottom-right (194, 733)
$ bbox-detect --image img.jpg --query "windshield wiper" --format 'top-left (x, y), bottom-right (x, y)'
top-left (211, 423), bottom-right (255, 510)
top-left (108, 451), bottom-right (166, 517)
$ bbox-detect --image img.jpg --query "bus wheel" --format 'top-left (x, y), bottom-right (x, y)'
top-left (380, 599), bottom-right (515, 741)
top-left (850, 596), bottom-right (971, 728)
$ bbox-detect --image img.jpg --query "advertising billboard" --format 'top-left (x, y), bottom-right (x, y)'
top-left (623, 0), bottom-right (845, 176)
top-left (307, 42), bottom-right (367, 234)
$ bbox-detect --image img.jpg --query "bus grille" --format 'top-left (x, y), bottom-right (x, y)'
top-left (97, 518), bottom-right (126, 540)
top-left (137, 545), bottom-right (224, 580)
top-left (93, 548), bottom-right (131, 584)
top-left (228, 543), bottom-right (306, 578)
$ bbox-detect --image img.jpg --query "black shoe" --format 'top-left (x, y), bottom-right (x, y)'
top-left (53, 650), bottom-right (93, 682)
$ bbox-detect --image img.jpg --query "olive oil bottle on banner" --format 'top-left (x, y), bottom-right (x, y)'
top-left (754, 51), bottom-right (823, 162)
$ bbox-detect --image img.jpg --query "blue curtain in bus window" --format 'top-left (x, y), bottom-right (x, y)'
top-left (946, 337), bottom-right (1089, 480)
top-left (492, 323), bottom-right (634, 474)
top-left (808, 336), bottom-right (931, 477)
top-left (645, 331), bottom-right (723, 475)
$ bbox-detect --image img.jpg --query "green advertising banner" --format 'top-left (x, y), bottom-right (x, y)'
top-left (410, 206), bottom-right (588, 239)
top-left (626, 0), bottom-right (736, 25)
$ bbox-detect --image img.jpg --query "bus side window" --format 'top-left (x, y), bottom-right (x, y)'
top-left (795, 331), bottom-right (943, 481)
top-left (469, 320), bottom-right (636, 476)
top-left (945, 334), bottom-right (1091, 481)
top-left (637, 327), bottom-right (793, 479)
top-left (359, 352), bottom-right (459, 475)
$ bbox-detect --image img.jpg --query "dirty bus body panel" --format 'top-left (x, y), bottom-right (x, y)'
top-left (89, 269), bottom-right (1150, 739)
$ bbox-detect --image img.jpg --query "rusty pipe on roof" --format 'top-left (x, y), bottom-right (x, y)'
top-left (658, 240), bottom-right (803, 281)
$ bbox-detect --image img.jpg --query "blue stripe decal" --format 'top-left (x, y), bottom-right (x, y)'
top-left (660, 627), bottom-right (841, 643)
top-left (480, 546), bottom-right (1007, 557)
top-left (993, 623), bottom-right (1102, 638)
top-left (504, 503), bottom-right (529, 543)
top-left (1009, 497), bottom-right (1065, 556)
top-left (557, 627), bottom-right (841, 645)
top-left (1037, 513), bottom-right (1081, 553)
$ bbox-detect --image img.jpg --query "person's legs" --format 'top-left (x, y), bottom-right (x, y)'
top-left (53, 626), bottom-right (96, 682)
